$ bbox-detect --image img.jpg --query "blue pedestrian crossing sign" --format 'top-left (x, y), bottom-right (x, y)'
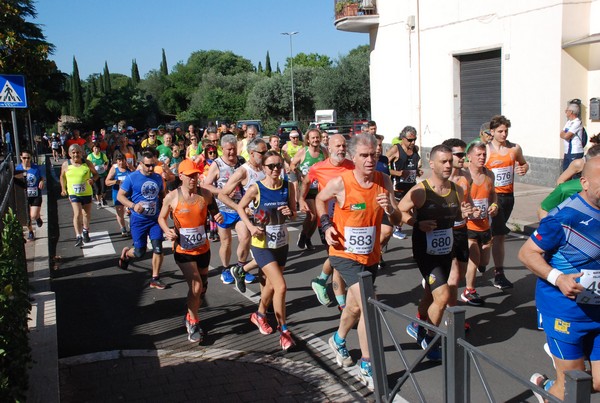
top-left (0, 75), bottom-right (28, 108)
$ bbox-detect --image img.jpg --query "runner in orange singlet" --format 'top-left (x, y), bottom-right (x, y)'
top-left (158, 159), bottom-right (223, 343)
top-left (299, 134), bottom-right (354, 308)
top-left (316, 134), bottom-right (400, 388)
top-left (462, 142), bottom-right (498, 306)
top-left (484, 115), bottom-right (528, 289)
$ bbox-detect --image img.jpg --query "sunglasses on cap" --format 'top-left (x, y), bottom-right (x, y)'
top-left (265, 163), bottom-right (283, 170)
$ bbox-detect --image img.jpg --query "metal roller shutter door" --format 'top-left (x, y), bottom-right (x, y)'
top-left (459, 50), bottom-right (501, 143)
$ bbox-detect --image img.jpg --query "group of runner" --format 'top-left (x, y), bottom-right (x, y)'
top-left (47, 114), bottom-right (600, 398)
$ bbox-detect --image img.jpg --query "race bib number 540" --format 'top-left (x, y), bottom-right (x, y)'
top-left (344, 226), bottom-right (376, 255)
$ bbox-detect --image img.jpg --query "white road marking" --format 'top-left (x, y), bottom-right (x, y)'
top-left (81, 231), bottom-right (116, 257)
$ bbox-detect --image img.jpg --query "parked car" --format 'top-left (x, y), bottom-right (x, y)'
top-left (352, 120), bottom-right (369, 135)
top-left (277, 121), bottom-right (303, 145)
top-left (236, 120), bottom-right (264, 136)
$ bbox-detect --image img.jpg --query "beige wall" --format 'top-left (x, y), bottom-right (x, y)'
top-left (368, 0), bottom-right (599, 162)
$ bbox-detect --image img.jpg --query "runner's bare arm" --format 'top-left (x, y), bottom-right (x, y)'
top-left (236, 184), bottom-right (262, 237)
top-left (158, 191), bottom-right (177, 241)
top-left (218, 167), bottom-right (246, 210)
top-left (201, 162), bottom-right (221, 195)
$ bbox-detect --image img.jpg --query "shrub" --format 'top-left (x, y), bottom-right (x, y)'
top-left (0, 209), bottom-right (32, 401)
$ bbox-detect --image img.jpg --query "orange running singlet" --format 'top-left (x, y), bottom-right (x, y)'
top-left (329, 171), bottom-right (387, 266)
top-left (485, 146), bottom-right (515, 194)
top-left (467, 172), bottom-right (494, 232)
top-left (172, 189), bottom-right (210, 255)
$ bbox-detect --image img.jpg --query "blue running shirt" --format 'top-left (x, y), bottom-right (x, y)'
top-left (120, 171), bottom-right (163, 220)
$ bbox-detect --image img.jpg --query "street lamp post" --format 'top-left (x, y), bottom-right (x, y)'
top-left (281, 31), bottom-right (298, 122)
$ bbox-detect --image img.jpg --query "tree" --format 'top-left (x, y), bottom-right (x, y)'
top-left (131, 59), bottom-right (140, 85)
top-left (286, 53), bottom-right (332, 69)
top-left (98, 72), bottom-right (105, 94)
top-left (103, 61), bottom-right (112, 92)
top-left (70, 57), bottom-right (84, 118)
top-left (313, 45), bottom-right (371, 120)
top-left (257, 61), bottom-right (263, 73)
top-left (265, 51), bottom-right (272, 77)
top-left (160, 48), bottom-right (168, 76)
top-left (276, 62), bottom-right (281, 74)
top-left (0, 0), bottom-right (67, 124)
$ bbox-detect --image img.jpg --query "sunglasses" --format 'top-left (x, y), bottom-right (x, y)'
top-left (265, 163), bottom-right (283, 170)
top-left (149, 135), bottom-right (156, 137)
top-left (208, 151), bottom-right (217, 154)
top-left (254, 150), bottom-right (267, 156)
top-left (190, 138), bottom-right (197, 141)
top-left (405, 138), bottom-right (416, 142)
top-left (21, 156), bottom-right (30, 159)
top-left (453, 152), bottom-right (466, 158)
top-left (143, 163), bottom-right (155, 168)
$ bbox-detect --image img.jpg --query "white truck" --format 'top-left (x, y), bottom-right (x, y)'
top-left (314, 109), bottom-right (337, 124)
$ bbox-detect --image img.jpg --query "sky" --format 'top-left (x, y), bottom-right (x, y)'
top-left (34, 0), bottom-right (369, 79)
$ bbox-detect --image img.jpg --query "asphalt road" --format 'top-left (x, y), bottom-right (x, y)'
top-left (49, 181), bottom-right (594, 402)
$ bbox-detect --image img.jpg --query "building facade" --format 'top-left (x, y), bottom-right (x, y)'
top-left (335, 0), bottom-right (600, 186)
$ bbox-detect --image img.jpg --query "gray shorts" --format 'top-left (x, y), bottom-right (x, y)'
top-left (329, 255), bottom-right (377, 288)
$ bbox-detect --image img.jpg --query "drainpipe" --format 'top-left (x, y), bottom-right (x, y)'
top-left (416, 0), bottom-right (423, 152)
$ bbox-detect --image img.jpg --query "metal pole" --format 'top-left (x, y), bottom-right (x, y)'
top-left (445, 307), bottom-right (466, 403)
top-left (11, 109), bottom-right (20, 160)
top-left (282, 32), bottom-right (298, 122)
top-left (358, 271), bottom-right (388, 401)
top-left (564, 370), bottom-right (592, 403)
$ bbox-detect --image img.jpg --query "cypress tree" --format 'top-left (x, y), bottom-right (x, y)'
top-left (84, 84), bottom-right (93, 111)
top-left (265, 51), bottom-right (272, 77)
top-left (98, 72), bottom-right (105, 94)
top-left (70, 57), bottom-right (84, 118)
top-left (276, 62), bottom-right (281, 74)
top-left (160, 48), bottom-right (168, 76)
top-left (62, 78), bottom-right (71, 115)
top-left (131, 59), bottom-right (141, 85)
top-left (257, 61), bottom-right (263, 73)
top-left (103, 61), bottom-right (112, 92)
top-left (91, 77), bottom-right (97, 95)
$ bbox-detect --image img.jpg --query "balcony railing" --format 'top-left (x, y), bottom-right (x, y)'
top-left (334, 0), bottom-right (379, 33)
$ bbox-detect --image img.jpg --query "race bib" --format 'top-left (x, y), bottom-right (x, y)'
top-left (426, 228), bottom-right (453, 255)
top-left (310, 179), bottom-right (319, 189)
top-left (72, 183), bottom-right (86, 194)
top-left (126, 157), bottom-right (134, 166)
top-left (140, 201), bottom-right (157, 216)
top-left (576, 270), bottom-right (600, 305)
top-left (344, 226), bottom-right (376, 255)
top-left (95, 165), bottom-right (106, 174)
top-left (266, 224), bottom-right (288, 249)
top-left (492, 166), bottom-right (513, 187)
top-left (117, 175), bottom-right (127, 182)
top-left (399, 169), bottom-right (417, 183)
top-left (179, 226), bottom-right (206, 250)
top-left (472, 198), bottom-right (489, 219)
top-left (27, 186), bottom-right (38, 197)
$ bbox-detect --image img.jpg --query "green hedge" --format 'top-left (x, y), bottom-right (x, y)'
top-left (0, 209), bottom-right (31, 402)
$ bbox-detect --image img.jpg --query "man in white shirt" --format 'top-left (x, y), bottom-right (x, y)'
top-left (560, 101), bottom-right (584, 173)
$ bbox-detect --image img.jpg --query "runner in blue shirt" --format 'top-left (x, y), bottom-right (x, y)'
top-left (117, 150), bottom-right (167, 290)
top-left (519, 157), bottom-right (600, 401)
top-left (105, 152), bottom-right (133, 236)
top-left (17, 150), bottom-right (45, 240)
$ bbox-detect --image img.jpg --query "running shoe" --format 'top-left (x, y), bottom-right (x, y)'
top-left (493, 272), bottom-right (513, 289)
top-left (421, 335), bottom-right (442, 361)
top-left (230, 265), bottom-right (246, 293)
top-left (74, 236), bottom-right (84, 248)
top-left (36, 218), bottom-right (43, 227)
top-left (406, 322), bottom-right (426, 346)
top-left (250, 312), bottom-right (273, 335)
top-left (530, 373), bottom-right (554, 403)
top-left (82, 230), bottom-right (91, 243)
top-left (97, 202), bottom-right (102, 209)
top-left (244, 272), bottom-right (256, 284)
top-left (477, 265), bottom-right (486, 274)
top-left (297, 233), bottom-right (306, 250)
top-left (221, 268), bottom-right (234, 284)
top-left (120, 228), bottom-right (128, 237)
top-left (311, 278), bottom-right (331, 305)
top-left (378, 255), bottom-right (386, 270)
top-left (27, 231), bottom-right (34, 241)
top-left (461, 289), bottom-right (485, 306)
top-left (102, 198), bottom-right (107, 206)
top-left (358, 359), bottom-right (373, 389)
top-left (392, 229), bottom-right (407, 240)
top-left (329, 335), bottom-right (353, 367)
top-left (185, 315), bottom-right (204, 343)
top-left (305, 237), bottom-right (315, 251)
top-left (279, 328), bottom-right (295, 351)
top-left (149, 278), bottom-right (167, 290)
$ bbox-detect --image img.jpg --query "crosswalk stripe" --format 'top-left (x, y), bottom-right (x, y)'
top-left (81, 231), bottom-right (116, 258)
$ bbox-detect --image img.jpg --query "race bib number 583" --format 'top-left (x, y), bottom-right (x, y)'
top-left (344, 226), bottom-right (376, 255)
